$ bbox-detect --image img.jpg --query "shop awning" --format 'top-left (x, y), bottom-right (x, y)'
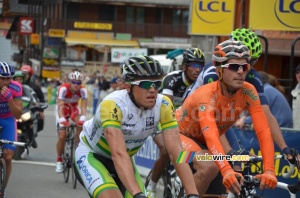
top-left (139, 41), bottom-right (191, 49)
top-left (64, 37), bottom-right (139, 47)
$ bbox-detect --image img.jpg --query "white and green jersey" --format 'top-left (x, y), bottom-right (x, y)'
top-left (79, 89), bottom-right (178, 159)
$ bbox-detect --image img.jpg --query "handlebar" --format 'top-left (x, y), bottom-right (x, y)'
top-left (247, 155), bottom-right (295, 178)
top-left (0, 139), bottom-right (26, 147)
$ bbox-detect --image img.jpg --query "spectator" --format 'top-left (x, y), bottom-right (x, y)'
top-left (268, 73), bottom-right (286, 95)
top-left (92, 82), bottom-right (99, 115)
top-left (98, 74), bottom-right (110, 101)
top-left (244, 71), bottom-right (292, 128)
top-left (116, 78), bottom-right (125, 90)
top-left (107, 77), bottom-right (119, 94)
top-left (291, 64), bottom-right (300, 129)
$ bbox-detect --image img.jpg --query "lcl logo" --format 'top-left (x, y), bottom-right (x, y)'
top-left (19, 17), bottom-right (34, 35)
top-left (275, 0), bottom-right (300, 28)
top-left (194, 0), bottom-right (233, 24)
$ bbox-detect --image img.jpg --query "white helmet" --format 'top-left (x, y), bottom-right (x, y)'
top-left (68, 71), bottom-right (84, 81)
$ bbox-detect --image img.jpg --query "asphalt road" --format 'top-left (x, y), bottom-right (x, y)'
top-left (6, 105), bottom-right (88, 198)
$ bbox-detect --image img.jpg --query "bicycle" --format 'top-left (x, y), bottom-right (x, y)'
top-left (226, 155), bottom-right (300, 198)
top-left (170, 155), bottom-right (300, 198)
top-left (145, 161), bottom-right (183, 198)
top-left (62, 122), bottom-right (77, 189)
top-left (0, 126), bottom-right (25, 197)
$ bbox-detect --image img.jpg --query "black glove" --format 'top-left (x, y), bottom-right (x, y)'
top-left (133, 192), bottom-right (147, 198)
top-left (283, 147), bottom-right (299, 168)
top-left (187, 194), bottom-right (200, 198)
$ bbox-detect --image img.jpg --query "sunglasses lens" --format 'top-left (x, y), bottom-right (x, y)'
top-left (189, 62), bottom-right (205, 69)
top-left (138, 81), bottom-right (161, 89)
top-left (227, 64), bottom-right (249, 72)
top-left (72, 81), bottom-right (81, 85)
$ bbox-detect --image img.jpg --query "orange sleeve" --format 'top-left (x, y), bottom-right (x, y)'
top-left (245, 84), bottom-right (275, 172)
top-left (198, 103), bottom-right (232, 174)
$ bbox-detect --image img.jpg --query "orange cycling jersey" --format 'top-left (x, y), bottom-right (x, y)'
top-left (176, 81), bottom-right (275, 174)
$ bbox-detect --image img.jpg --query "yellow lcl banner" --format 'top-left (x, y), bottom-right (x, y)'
top-left (190, 0), bottom-right (235, 35)
top-left (250, 0), bottom-right (300, 31)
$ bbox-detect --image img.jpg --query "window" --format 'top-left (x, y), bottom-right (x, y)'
top-left (136, 8), bottom-right (144, 24)
top-left (99, 5), bottom-right (114, 21)
top-left (126, 7), bottom-right (144, 23)
top-left (126, 7), bottom-right (134, 23)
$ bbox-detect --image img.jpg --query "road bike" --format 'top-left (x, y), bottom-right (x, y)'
top-left (151, 154), bottom-right (300, 198)
top-left (226, 155), bottom-right (300, 198)
top-left (0, 126), bottom-right (25, 198)
top-left (62, 122), bottom-right (77, 189)
top-left (145, 161), bottom-right (183, 198)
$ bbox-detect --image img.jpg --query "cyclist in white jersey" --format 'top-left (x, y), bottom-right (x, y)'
top-left (74, 55), bottom-right (199, 198)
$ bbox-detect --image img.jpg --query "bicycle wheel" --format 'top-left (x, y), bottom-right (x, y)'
top-left (63, 134), bottom-right (70, 183)
top-left (144, 169), bottom-right (168, 198)
top-left (0, 158), bottom-right (6, 198)
top-left (71, 140), bottom-right (77, 189)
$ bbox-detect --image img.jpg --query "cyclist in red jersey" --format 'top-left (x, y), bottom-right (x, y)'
top-left (55, 71), bottom-right (88, 173)
top-left (176, 40), bottom-right (277, 196)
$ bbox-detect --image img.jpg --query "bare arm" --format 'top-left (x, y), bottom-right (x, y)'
top-left (57, 99), bottom-right (65, 118)
top-left (104, 127), bottom-right (141, 196)
top-left (262, 105), bottom-right (287, 150)
top-left (220, 134), bottom-right (232, 154)
top-left (8, 99), bottom-right (22, 119)
top-left (163, 127), bottom-right (198, 195)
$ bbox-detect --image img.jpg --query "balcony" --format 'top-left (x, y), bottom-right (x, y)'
top-left (43, 18), bottom-right (189, 39)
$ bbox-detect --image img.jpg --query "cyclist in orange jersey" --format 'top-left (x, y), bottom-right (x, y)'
top-left (176, 40), bottom-right (277, 196)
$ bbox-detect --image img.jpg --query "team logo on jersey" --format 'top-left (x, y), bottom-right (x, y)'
top-left (162, 99), bottom-right (169, 106)
top-left (127, 114), bottom-right (133, 121)
top-left (168, 79), bottom-right (175, 87)
top-left (146, 117), bottom-right (154, 127)
top-left (111, 107), bottom-right (119, 119)
top-left (200, 105), bottom-right (206, 112)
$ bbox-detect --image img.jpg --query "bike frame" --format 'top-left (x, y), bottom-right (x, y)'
top-left (227, 155), bottom-right (299, 198)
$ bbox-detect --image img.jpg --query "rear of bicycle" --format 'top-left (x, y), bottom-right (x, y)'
top-left (62, 123), bottom-right (77, 189)
top-left (0, 136), bottom-right (25, 198)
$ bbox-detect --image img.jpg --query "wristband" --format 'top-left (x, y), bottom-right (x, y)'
top-left (187, 194), bottom-right (200, 198)
top-left (79, 115), bottom-right (86, 122)
top-left (58, 117), bottom-right (67, 123)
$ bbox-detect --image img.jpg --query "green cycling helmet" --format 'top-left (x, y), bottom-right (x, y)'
top-left (13, 70), bottom-right (25, 81)
top-left (230, 28), bottom-right (262, 59)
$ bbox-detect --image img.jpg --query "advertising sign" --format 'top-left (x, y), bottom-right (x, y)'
top-left (189, 0), bottom-right (235, 35)
top-left (249, 0), bottom-right (300, 31)
top-left (18, 17), bottom-right (34, 35)
top-left (49, 29), bottom-right (65, 37)
top-left (111, 48), bottom-right (147, 63)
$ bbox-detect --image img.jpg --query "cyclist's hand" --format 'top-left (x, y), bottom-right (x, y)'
top-left (1, 86), bottom-right (12, 101)
top-left (58, 117), bottom-right (70, 127)
top-left (254, 170), bottom-right (277, 190)
top-left (222, 168), bottom-right (243, 195)
top-left (283, 147), bottom-right (300, 168)
top-left (133, 192), bottom-right (147, 198)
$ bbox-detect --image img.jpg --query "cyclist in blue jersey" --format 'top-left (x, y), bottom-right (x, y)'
top-left (188, 28), bottom-right (300, 194)
top-left (0, 62), bottom-right (23, 188)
